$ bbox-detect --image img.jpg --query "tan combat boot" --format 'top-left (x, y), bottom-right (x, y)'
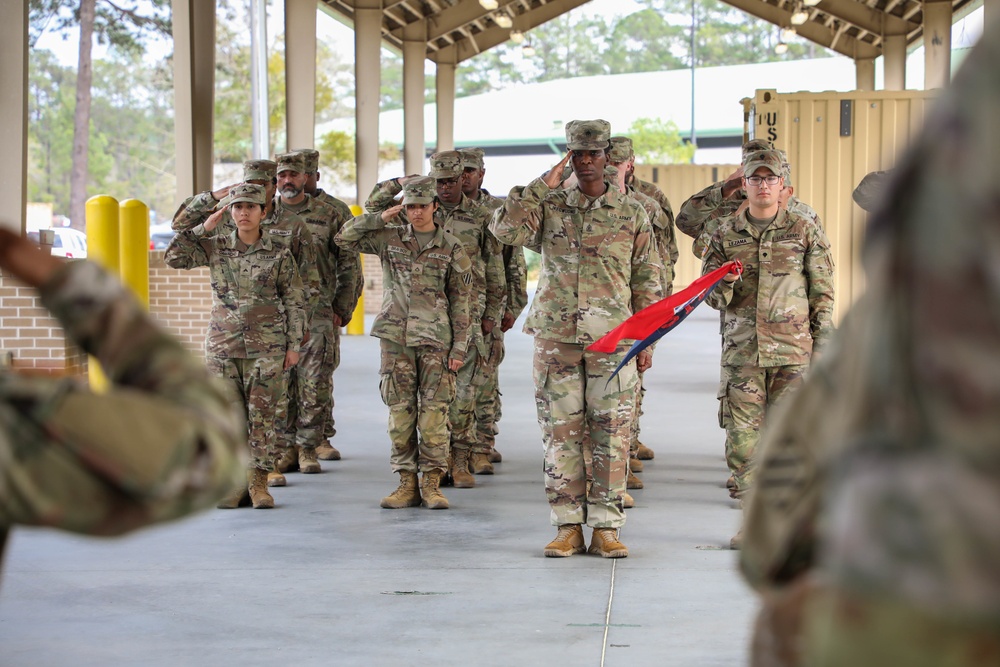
top-left (636, 442), bottom-right (655, 460)
top-left (380, 471), bottom-right (421, 509)
top-left (419, 470), bottom-right (450, 509)
top-left (629, 455), bottom-right (644, 473)
top-left (316, 443), bottom-right (341, 460)
top-left (248, 468), bottom-right (275, 509)
top-left (589, 528), bottom-right (628, 558)
top-left (487, 448), bottom-right (502, 463)
top-left (298, 447), bottom-right (322, 474)
top-left (470, 451), bottom-right (494, 475)
top-left (216, 481), bottom-right (250, 509)
top-left (730, 526), bottom-right (744, 550)
top-left (627, 469), bottom-right (644, 490)
top-left (623, 492), bottom-right (635, 509)
top-left (451, 447), bottom-right (476, 488)
top-left (267, 471), bottom-right (287, 487)
top-left (276, 446), bottom-right (299, 473)
top-left (543, 525), bottom-right (586, 558)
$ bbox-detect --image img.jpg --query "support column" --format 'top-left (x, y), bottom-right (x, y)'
top-left (172, 0), bottom-right (216, 204)
top-left (855, 58), bottom-right (875, 91)
top-left (355, 1), bottom-right (382, 205)
top-left (923, 0), bottom-right (952, 89)
top-left (285, 0), bottom-right (317, 150)
top-left (883, 33), bottom-right (907, 91)
top-left (987, 0), bottom-right (998, 26)
top-left (435, 46), bottom-right (457, 152)
top-left (0, 1), bottom-right (27, 233)
top-left (402, 20), bottom-right (427, 174)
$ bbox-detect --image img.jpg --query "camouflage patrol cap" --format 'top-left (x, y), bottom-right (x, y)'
top-left (566, 119), bottom-right (611, 150)
top-left (607, 136), bottom-right (635, 163)
top-left (743, 149), bottom-right (785, 178)
top-left (243, 159), bottom-right (277, 182)
top-left (429, 151), bottom-right (464, 179)
top-left (221, 182), bottom-right (266, 208)
top-left (275, 152), bottom-right (306, 175)
top-left (292, 148), bottom-right (320, 174)
top-left (459, 148), bottom-right (485, 170)
top-left (776, 150), bottom-right (793, 187)
top-left (741, 139), bottom-right (772, 158)
top-left (401, 176), bottom-right (437, 205)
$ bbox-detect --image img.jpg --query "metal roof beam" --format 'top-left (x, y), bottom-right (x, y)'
top-left (811, 0), bottom-right (917, 34)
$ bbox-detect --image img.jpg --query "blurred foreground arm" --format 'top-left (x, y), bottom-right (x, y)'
top-left (0, 228), bottom-right (245, 536)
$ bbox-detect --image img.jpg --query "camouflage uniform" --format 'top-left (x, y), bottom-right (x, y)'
top-left (460, 148), bottom-right (528, 462)
top-left (335, 177), bottom-right (473, 474)
top-left (742, 20), bottom-right (1000, 665)
top-left (702, 150), bottom-right (835, 499)
top-left (293, 148), bottom-right (365, 445)
top-left (273, 153), bottom-right (362, 459)
top-left (366, 155), bottom-right (505, 468)
top-left (490, 121), bottom-right (662, 529)
top-left (0, 258), bottom-right (245, 569)
top-left (165, 183), bottom-right (307, 471)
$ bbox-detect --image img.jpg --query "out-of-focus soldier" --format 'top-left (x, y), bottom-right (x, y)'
top-left (165, 183), bottom-right (307, 509)
top-left (0, 228), bottom-right (245, 580)
top-left (267, 152), bottom-right (361, 482)
top-left (365, 152), bottom-right (505, 488)
top-left (292, 148), bottom-right (364, 463)
top-left (335, 177), bottom-right (472, 510)
top-left (460, 148), bottom-right (529, 467)
top-left (741, 20), bottom-right (1000, 665)
top-left (490, 119), bottom-right (662, 559)
top-left (702, 149), bottom-right (835, 544)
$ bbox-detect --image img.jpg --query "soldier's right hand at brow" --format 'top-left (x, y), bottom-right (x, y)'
top-left (381, 205), bottom-right (404, 223)
top-left (542, 151), bottom-right (573, 189)
top-left (212, 184), bottom-right (234, 202)
top-left (204, 207), bottom-right (226, 232)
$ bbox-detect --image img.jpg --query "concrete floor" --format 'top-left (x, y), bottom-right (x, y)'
top-left (0, 306), bottom-right (756, 667)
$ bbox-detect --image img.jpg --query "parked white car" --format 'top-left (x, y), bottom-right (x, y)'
top-left (28, 228), bottom-right (89, 259)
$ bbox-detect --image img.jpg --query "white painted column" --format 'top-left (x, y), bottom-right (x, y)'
top-left (172, 0), bottom-right (216, 203)
top-left (402, 20), bottom-right (427, 174)
top-left (883, 33), bottom-right (907, 90)
top-left (354, 1), bottom-right (382, 205)
top-left (435, 46), bottom-right (457, 152)
top-left (923, 0), bottom-right (952, 89)
top-left (855, 58), bottom-right (875, 91)
top-left (285, 0), bottom-right (318, 150)
top-left (0, 1), bottom-right (28, 232)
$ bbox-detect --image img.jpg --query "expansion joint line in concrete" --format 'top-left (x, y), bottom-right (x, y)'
top-left (599, 539), bottom-right (620, 667)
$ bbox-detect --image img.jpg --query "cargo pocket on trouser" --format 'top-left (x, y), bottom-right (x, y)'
top-left (378, 354), bottom-right (398, 406)
top-left (431, 365), bottom-right (456, 404)
top-left (718, 378), bottom-right (733, 430)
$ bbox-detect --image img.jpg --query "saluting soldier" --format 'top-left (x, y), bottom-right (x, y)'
top-left (336, 177), bottom-right (472, 510)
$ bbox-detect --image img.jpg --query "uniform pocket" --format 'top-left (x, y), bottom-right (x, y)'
top-left (717, 379), bottom-right (733, 429)
top-left (378, 355), bottom-right (397, 405)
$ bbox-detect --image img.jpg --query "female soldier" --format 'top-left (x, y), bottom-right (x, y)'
top-left (166, 182), bottom-right (306, 509)
top-left (336, 177), bottom-right (471, 510)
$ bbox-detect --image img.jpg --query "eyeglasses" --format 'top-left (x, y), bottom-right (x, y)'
top-left (746, 175), bottom-right (782, 187)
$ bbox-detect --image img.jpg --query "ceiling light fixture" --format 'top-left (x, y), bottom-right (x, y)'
top-left (495, 13), bottom-right (513, 29)
top-left (780, 27), bottom-right (797, 41)
top-left (509, 30), bottom-right (525, 44)
top-left (802, 0), bottom-right (822, 6)
top-left (774, 41), bottom-right (789, 54)
top-left (790, 9), bottom-right (809, 25)
top-left (479, 0), bottom-right (499, 10)
top-left (522, 43), bottom-right (536, 57)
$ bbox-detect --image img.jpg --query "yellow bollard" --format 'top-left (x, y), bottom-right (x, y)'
top-left (346, 204), bottom-right (365, 335)
top-left (119, 199), bottom-right (150, 308)
top-left (86, 195), bottom-right (120, 391)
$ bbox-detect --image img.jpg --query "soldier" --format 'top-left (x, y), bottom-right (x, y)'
top-left (0, 228), bottom-right (245, 580)
top-left (607, 136), bottom-right (674, 485)
top-left (459, 148), bottom-right (529, 467)
top-left (490, 120), bottom-right (662, 559)
top-left (741, 20), bottom-right (1000, 665)
top-left (365, 152), bottom-right (505, 488)
top-left (270, 152), bottom-right (361, 480)
top-left (165, 183), bottom-right (307, 509)
top-left (335, 177), bottom-right (472, 510)
top-left (292, 148), bottom-right (364, 461)
top-left (702, 149), bottom-right (834, 542)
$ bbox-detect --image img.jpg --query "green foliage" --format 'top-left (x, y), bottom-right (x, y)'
top-left (628, 118), bottom-right (696, 164)
top-left (318, 129), bottom-right (401, 184)
top-left (28, 0), bottom-right (170, 51)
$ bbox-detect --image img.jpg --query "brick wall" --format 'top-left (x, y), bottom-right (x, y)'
top-left (148, 250), bottom-right (213, 359)
top-left (0, 261), bottom-right (88, 375)
top-left (361, 254), bottom-right (381, 314)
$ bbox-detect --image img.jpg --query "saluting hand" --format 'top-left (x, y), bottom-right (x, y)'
top-left (543, 151), bottom-right (573, 189)
top-left (204, 207), bottom-right (226, 232)
top-left (381, 204), bottom-right (404, 223)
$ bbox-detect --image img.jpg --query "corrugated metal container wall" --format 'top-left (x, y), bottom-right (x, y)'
top-left (631, 163), bottom-right (740, 291)
top-left (748, 88), bottom-right (936, 318)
